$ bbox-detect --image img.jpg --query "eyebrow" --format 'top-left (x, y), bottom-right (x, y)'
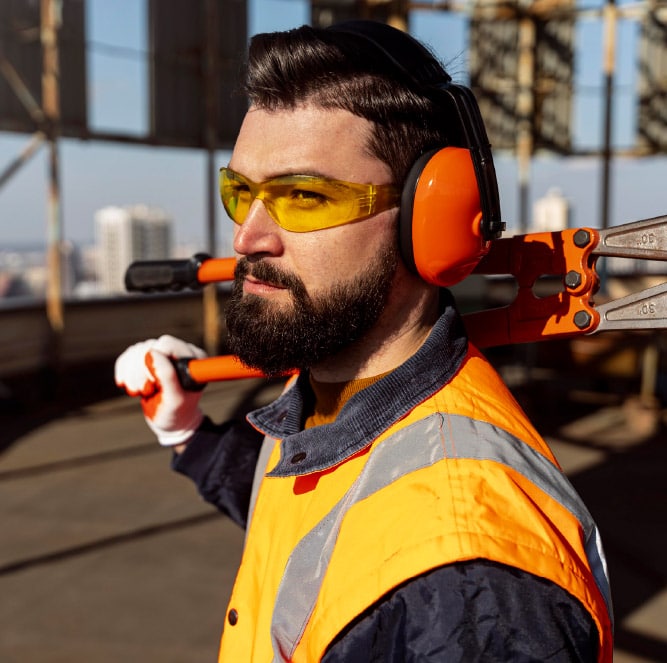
top-left (225, 164), bottom-right (339, 182)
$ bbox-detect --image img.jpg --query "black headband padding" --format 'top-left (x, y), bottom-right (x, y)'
top-left (325, 20), bottom-right (451, 88)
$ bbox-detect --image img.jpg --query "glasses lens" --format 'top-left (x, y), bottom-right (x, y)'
top-left (220, 168), bottom-right (398, 232)
top-left (268, 178), bottom-right (358, 232)
top-left (220, 169), bottom-right (252, 223)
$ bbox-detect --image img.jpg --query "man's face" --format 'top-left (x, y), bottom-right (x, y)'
top-left (224, 104), bottom-right (400, 375)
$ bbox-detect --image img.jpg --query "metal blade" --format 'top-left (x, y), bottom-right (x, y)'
top-left (595, 282), bottom-right (667, 331)
top-left (595, 215), bottom-right (667, 260)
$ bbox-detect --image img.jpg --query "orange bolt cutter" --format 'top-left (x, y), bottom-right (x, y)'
top-left (124, 213), bottom-right (667, 389)
top-left (465, 214), bottom-right (667, 347)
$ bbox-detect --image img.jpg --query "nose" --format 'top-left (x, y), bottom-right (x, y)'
top-left (232, 199), bottom-right (283, 259)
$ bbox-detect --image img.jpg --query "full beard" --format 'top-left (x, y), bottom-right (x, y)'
top-left (225, 244), bottom-right (398, 376)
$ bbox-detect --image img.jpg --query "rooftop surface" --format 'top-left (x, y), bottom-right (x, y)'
top-left (2, 357), bottom-right (666, 662)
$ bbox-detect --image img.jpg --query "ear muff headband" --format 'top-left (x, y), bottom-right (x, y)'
top-left (325, 20), bottom-right (452, 88)
top-left (438, 84), bottom-right (503, 242)
top-left (326, 21), bottom-right (505, 286)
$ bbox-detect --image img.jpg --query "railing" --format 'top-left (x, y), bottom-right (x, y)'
top-left (0, 290), bottom-right (231, 379)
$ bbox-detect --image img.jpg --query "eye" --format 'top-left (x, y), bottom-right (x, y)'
top-left (229, 181), bottom-right (251, 198)
top-left (289, 188), bottom-right (330, 207)
top-left (293, 189), bottom-right (326, 201)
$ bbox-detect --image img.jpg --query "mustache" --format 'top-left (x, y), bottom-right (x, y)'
top-left (235, 257), bottom-right (305, 292)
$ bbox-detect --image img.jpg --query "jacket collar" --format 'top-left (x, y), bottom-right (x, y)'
top-left (248, 290), bottom-right (468, 477)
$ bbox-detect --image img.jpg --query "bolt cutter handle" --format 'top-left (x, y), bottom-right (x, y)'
top-left (123, 214), bottom-right (667, 383)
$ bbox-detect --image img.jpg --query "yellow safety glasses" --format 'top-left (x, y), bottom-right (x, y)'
top-left (219, 167), bottom-right (400, 233)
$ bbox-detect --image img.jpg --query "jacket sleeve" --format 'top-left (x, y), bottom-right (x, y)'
top-left (171, 416), bottom-right (264, 528)
top-left (323, 559), bottom-right (599, 662)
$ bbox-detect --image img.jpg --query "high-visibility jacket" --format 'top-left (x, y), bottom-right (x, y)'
top-left (217, 332), bottom-right (613, 662)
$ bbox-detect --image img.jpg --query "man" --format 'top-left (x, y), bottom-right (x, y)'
top-left (115, 21), bottom-right (613, 662)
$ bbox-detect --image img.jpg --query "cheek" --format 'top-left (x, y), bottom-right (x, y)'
top-left (289, 240), bottom-right (340, 287)
top-left (292, 218), bottom-right (397, 287)
top-left (343, 216), bottom-right (397, 262)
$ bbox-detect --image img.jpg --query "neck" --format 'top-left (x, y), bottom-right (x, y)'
top-left (311, 276), bottom-right (439, 383)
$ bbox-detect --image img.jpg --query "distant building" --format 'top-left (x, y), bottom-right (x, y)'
top-left (532, 188), bottom-right (570, 233)
top-left (95, 205), bottom-right (173, 294)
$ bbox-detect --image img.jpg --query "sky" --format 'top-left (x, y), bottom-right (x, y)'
top-left (1, 0), bottom-right (666, 252)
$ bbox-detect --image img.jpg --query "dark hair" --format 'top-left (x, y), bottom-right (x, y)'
top-left (243, 23), bottom-right (456, 186)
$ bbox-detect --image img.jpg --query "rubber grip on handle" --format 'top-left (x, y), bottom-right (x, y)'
top-left (124, 253), bottom-right (211, 292)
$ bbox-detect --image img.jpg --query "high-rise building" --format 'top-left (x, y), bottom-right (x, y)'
top-left (532, 188), bottom-right (570, 233)
top-left (96, 205), bottom-right (172, 294)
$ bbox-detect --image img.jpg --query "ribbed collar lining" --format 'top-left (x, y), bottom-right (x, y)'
top-left (304, 371), bottom-right (391, 429)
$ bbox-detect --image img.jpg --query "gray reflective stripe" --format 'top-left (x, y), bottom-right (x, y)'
top-left (269, 413), bottom-right (613, 660)
top-left (245, 436), bottom-right (277, 541)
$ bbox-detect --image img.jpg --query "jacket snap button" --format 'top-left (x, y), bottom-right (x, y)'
top-left (291, 452), bottom-right (307, 464)
top-left (228, 608), bottom-right (238, 626)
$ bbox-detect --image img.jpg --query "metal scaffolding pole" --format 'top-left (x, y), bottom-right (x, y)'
top-left (516, 13), bottom-right (536, 234)
top-left (600, 0), bottom-right (617, 231)
top-left (203, 0), bottom-right (221, 355)
top-left (41, 0), bottom-right (64, 342)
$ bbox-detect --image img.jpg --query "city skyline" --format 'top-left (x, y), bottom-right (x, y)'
top-left (0, 201), bottom-right (222, 301)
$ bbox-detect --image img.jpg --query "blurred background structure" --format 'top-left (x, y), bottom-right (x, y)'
top-left (1, 1), bottom-right (667, 661)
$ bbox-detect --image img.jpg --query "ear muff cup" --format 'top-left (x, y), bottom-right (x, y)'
top-left (400, 146), bottom-right (490, 287)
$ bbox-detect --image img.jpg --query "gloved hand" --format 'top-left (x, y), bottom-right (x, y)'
top-left (115, 335), bottom-right (207, 446)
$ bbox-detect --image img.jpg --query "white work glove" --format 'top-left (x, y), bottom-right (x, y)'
top-left (114, 335), bottom-right (207, 446)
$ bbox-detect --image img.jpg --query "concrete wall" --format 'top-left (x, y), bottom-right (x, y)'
top-left (0, 291), bottom-right (230, 379)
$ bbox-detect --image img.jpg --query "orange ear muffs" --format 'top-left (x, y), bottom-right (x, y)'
top-left (400, 146), bottom-right (491, 287)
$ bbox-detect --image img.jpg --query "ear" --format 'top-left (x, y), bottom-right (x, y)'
top-left (400, 147), bottom-right (490, 287)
